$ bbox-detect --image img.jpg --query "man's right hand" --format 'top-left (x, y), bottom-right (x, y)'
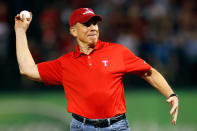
top-left (14, 12), bottom-right (32, 33)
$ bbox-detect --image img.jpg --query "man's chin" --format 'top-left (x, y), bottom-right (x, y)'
top-left (88, 38), bottom-right (98, 44)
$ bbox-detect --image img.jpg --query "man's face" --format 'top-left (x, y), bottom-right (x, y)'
top-left (71, 18), bottom-right (99, 45)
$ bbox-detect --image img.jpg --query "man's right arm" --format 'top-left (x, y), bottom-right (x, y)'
top-left (15, 13), bottom-right (42, 82)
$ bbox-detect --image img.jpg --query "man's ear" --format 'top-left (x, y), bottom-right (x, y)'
top-left (70, 25), bottom-right (77, 37)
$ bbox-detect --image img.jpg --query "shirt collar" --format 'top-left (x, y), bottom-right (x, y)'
top-left (73, 40), bottom-right (103, 58)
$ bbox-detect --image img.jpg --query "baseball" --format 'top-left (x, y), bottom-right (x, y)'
top-left (19, 10), bottom-right (31, 19)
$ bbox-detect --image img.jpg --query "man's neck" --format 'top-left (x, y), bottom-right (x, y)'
top-left (77, 40), bottom-right (96, 55)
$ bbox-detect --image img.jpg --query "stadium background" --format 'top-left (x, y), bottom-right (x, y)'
top-left (0, 0), bottom-right (196, 130)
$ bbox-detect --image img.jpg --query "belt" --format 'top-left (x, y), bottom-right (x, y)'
top-left (72, 113), bottom-right (126, 128)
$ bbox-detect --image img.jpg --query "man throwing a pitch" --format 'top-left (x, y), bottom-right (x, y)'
top-left (15, 8), bottom-right (179, 131)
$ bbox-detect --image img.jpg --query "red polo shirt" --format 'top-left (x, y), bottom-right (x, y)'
top-left (37, 40), bottom-right (151, 119)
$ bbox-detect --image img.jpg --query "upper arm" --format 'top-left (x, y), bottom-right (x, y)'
top-left (20, 65), bottom-right (42, 82)
top-left (141, 67), bottom-right (162, 85)
top-left (21, 57), bottom-right (63, 85)
top-left (141, 67), bottom-right (153, 79)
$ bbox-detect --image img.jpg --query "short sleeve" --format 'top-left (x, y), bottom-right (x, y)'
top-left (37, 58), bottom-right (62, 85)
top-left (123, 47), bottom-right (151, 76)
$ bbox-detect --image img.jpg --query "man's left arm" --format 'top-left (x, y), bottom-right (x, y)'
top-left (141, 67), bottom-right (179, 125)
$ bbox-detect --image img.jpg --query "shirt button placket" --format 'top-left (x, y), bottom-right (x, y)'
top-left (87, 55), bottom-right (92, 67)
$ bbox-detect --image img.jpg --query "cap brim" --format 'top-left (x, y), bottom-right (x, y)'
top-left (78, 14), bottom-right (102, 24)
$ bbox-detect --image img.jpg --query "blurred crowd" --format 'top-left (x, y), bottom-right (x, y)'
top-left (0, 0), bottom-right (197, 89)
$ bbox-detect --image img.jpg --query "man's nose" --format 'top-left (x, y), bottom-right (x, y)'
top-left (89, 24), bottom-right (97, 30)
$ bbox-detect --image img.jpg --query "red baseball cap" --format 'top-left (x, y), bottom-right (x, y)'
top-left (69, 8), bottom-right (102, 27)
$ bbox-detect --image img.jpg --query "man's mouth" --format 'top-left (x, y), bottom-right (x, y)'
top-left (88, 33), bottom-right (97, 37)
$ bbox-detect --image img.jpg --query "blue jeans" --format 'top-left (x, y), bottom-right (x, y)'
top-left (70, 117), bottom-right (130, 131)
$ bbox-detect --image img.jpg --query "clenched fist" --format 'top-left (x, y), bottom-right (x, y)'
top-left (14, 12), bottom-right (32, 33)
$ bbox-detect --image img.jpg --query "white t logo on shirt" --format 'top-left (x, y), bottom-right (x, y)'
top-left (102, 60), bottom-right (108, 67)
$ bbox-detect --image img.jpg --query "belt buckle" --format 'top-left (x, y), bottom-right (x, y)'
top-left (93, 120), bottom-right (99, 128)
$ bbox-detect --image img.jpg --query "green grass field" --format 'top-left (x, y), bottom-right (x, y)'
top-left (0, 88), bottom-right (196, 131)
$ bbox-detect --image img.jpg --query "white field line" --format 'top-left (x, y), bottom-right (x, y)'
top-left (0, 99), bottom-right (72, 123)
top-left (0, 100), bottom-right (197, 131)
top-left (0, 122), bottom-right (68, 131)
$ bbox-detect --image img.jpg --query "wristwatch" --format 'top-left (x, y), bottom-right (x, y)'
top-left (169, 93), bottom-right (178, 98)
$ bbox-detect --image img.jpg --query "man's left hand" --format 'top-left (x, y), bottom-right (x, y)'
top-left (166, 96), bottom-right (179, 125)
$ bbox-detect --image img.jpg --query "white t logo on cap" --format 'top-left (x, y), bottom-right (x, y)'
top-left (83, 8), bottom-right (94, 15)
